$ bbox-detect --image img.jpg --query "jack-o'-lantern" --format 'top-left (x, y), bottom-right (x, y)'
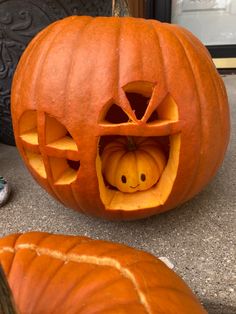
top-left (0, 232), bottom-right (206, 313)
top-left (11, 16), bottom-right (230, 220)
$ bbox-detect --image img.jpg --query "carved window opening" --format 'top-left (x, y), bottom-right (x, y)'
top-left (97, 83), bottom-right (181, 211)
top-left (19, 111), bottom-right (80, 185)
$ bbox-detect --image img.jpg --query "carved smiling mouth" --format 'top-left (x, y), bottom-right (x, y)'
top-left (130, 184), bottom-right (140, 189)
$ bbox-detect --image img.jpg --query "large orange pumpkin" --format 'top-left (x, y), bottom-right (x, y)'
top-left (11, 16), bottom-right (230, 220)
top-left (0, 232), bottom-right (206, 313)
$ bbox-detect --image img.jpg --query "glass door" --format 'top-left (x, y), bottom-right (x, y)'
top-left (172, 0), bottom-right (236, 53)
top-left (147, 0), bottom-right (236, 60)
top-left (172, 0), bottom-right (236, 62)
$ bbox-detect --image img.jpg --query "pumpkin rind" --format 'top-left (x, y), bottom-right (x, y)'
top-left (11, 16), bottom-right (230, 219)
top-left (0, 232), bottom-right (206, 314)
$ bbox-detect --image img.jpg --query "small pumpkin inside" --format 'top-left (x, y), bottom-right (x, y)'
top-left (101, 136), bottom-right (167, 193)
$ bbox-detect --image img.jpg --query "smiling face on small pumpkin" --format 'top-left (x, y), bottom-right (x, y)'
top-left (117, 156), bottom-right (155, 193)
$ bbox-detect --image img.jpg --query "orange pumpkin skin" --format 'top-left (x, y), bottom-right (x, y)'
top-left (11, 16), bottom-right (230, 220)
top-left (0, 232), bottom-right (206, 314)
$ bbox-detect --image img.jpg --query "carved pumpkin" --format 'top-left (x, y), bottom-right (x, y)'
top-left (0, 232), bottom-right (206, 313)
top-left (102, 137), bottom-right (166, 193)
top-left (11, 16), bottom-right (230, 220)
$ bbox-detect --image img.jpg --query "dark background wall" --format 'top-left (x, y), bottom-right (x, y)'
top-left (0, 0), bottom-right (111, 145)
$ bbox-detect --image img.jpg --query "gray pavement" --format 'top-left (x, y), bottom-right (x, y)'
top-left (0, 75), bottom-right (235, 314)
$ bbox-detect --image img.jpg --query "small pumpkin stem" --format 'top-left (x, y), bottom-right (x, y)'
top-left (127, 136), bottom-right (137, 151)
top-left (112, 0), bottom-right (131, 17)
top-left (0, 265), bottom-right (18, 314)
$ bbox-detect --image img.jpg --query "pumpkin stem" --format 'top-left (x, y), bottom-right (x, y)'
top-left (112, 0), bottom-right (131, 17)
top-left (0, 265), bottom-right (18, 314)
top-left (127, 136), bottom-right (137, 151)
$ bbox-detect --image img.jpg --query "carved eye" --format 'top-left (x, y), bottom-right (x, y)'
top-left (141, 173), bottom-right (146, 182)
top-left (121, 175), bottom-right (127, 184)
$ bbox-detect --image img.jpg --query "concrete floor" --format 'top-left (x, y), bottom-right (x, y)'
top-left (0, 75), bottom-right (235, 314)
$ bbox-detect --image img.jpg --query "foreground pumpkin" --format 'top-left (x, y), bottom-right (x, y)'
top-left (11, 16), bottom-right (230, 220)
top-left (0, 232), bottom-right (206, 313)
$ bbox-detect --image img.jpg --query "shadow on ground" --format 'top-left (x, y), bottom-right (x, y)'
top-left (204, 300), bottom-right (236, 314)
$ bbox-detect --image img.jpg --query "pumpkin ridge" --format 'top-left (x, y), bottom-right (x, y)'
top-left (33, 21), bottom-right (90, 206)
top-left (0, 247), bottom-right (15, 278)
top-left (0, 244), bottom-right (152, 314)
top-left (0, 234), bottom-right (19, 277)
top-left (29, 257), bottom-right (66, 311)
top-left (16, 23), bottom-right (72, 206)
top-left (162, 23), bottom-right (203, 205)
top-left (171, 25), bottom-right (229, 200)
top-left (114, 150), bottom-right (133, 187)
top-left (63, 16), bottom-right (94, 115)
top-left (175, 27), bottom-right (224, 184)
top-left (133, 23), bottom-right (163, 123)
top-left (28, 235), bottom-right (85, 310)
top-left (151, 284), bottom-right (204, 309)
top-left (12, 20), bottom-right (60, 113)
top-left (71, 184), bottom-right (85, 214)
top-left (155, 285), bottom-right (194, 298)
top-left (103, 149), bottom-right (127, 187)
top-left (137, 22), bottom-right (146, 91)
top-left (147, 20), bottom-right (167, 87)
top-left (82, 300), bottom-right (153, 314)
top-left (67, 274), bottom-right (125, 312)
top-left (44, 264), bottom-right (98, 312)
top-left (204, 49), bottom-right (230, 175)
top-left (115, 23), bottom-right (141, 122)
top-left (215, 75), bottom-right (230, 157)
top-left (138, 148), bottom-right (162, 174)
top-left (16, 234), bottom-right (56, 309)
top-left (26, 18), bottom-right (72, 107)
top-left (146, 147), bottom-right (166, 173)
top-left (134, 149), bottom-right (139, 183)
top-left (135, 148), bottom-right (157, 165)
top-left (115, 18), bottom-right (122, 92)
top-left (12, 250), bottom-right (37, 308)
top-left (204, 66), bottom-right (225, 179)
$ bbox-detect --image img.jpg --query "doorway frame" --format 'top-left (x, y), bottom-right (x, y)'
top-left (146, 0), bottom-right (236, 58)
